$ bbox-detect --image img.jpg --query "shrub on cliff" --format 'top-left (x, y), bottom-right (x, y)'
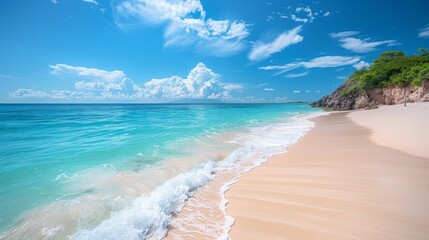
top-left (313, 48), bottom-right (429, 110)
top-left (358, 48), bottom-right (429, 89)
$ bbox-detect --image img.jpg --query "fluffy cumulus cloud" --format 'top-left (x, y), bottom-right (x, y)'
top-left (10, 63), bottom-right (241, 102)
top-left (330, 31), bottom-right (397, 53)
top-left (140, 63), bottom-right (232, 99)
top-left (418, 24), bottom-right (429, 38)
top-left (73, 78), bottom-right (139, 99)
top-left (259, 55), bottom-right (364, 75)
top-left (114, 0), bottom-right (249, 56)
top-left (248, 26), bottom-right (303, 61)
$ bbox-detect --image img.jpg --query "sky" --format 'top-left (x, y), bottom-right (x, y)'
top-left (0, 0), bottom-right (428, 103)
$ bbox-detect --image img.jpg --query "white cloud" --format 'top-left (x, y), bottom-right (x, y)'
top-left (290, 15), bottom-right (308, 23)
top-left (339, 37), bottom-right (397, 53)
top-left (223, 21), bottom-right (250, 40)
top-left (12, 63), bottom-right (240, 102)
top-left (353, 60), bottom-right (370, 70)
top-left (329, 31), bottom-right (359, 38)
top-left (222, 84), bottom-right (243, 90)
top-left (74, 81), bottom-right (106, 91)
top-left (281, 5), bottom-right (329, 24)
top-left (206, 19), bottom-right (229, 36)
top-left (232, 96), bottom-right (266, 103)
top-left (293, 90), bottom-right (300, 93)
top-left (49, 64), bottom-right (126, 82)
top-left (260, 56), bottom-right (362, 75)
top-left (51, 0), bottom-right (59, 4)
top-left (73, 78), bottom-right (138, 96)
top-left (13, 79), bottom-right (139, 100)
top-left (10, 89), bottom-right (96, 100)
top-left (418, 24), bottom-right (429, 38)
top-left (302, 56), bottom-right (361, 68)
top-left (296, 7), bottom-right (312, 14)
top-left (330, 31), bottom-right (397, 53)
top-left (259, 63), bottom-right (300, 71)
top-left (291, 6), bottom-right (315, 23)
top-left (114, 0), bottom-right (249, 56)
top-left (116, 0), bottom-right (205, 24)
top-left (263, 88), bottom-right (274, 91)
top-left (284, 72), bottom-right (308, 78)
top-left (274, 96), bottom-right (287, 102)
top-left (0, 74), bottom-right (18, 79)
top-left (248, 26), bottom-right (303, 61)
top-left (10, 89), bottom-right (49, 98)
top-left (82, 0), bottom-right (98, 5)
top-left (196, 38), bottom-right (247, 57)
top-left (141, 63), bottom-right (231, 100)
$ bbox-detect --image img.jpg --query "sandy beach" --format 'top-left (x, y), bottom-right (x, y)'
top-left (226, 102), bottom-right (429, 239)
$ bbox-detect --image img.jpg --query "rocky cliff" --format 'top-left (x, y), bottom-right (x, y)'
top-left (311, 81), bottom-right (429, 111)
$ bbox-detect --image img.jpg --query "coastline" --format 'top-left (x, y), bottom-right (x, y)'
top-left (1, 104), bottom-right (318, 239)
top-left (6, 103), bottom-right (427, 239)
top-left (225, 102), bottom-right (429, 239)
top-left (163, 111), bottom-right (320, 240)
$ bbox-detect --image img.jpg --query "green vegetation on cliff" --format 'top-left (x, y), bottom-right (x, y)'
top-left (312, 49), bottom-right (429, 111)
top-left (341, 48), bottom-right (429, 97)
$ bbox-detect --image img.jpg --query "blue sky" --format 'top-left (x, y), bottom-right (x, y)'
top-left (0, 0), bottom-right (428, 103)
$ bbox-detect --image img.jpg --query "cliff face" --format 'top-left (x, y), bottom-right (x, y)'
top-left (311, 81), bottom-right (429, 111)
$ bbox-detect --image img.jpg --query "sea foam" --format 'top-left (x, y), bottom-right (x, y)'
top-left (73, 162), bottom-right (215, 240)
top-left (72, 112), bottom-right (323, 240)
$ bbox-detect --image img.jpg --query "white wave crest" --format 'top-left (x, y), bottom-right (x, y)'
top-left (73, 162), bottom-right (215, 240)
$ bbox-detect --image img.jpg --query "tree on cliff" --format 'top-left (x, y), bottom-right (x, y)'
top-left (360, 49), bottom-right (429, 90)
top-left (312, 48), bottom-right (429, 110)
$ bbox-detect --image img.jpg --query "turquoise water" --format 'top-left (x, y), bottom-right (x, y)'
top-left (0, 103), bottom-right (318, 238)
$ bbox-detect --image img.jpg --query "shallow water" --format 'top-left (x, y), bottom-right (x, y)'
top-left (0, 103), bottom-right (319, 239)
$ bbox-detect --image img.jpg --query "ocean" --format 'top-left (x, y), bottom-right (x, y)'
top-left (0, 103), bottom-right (321, 239)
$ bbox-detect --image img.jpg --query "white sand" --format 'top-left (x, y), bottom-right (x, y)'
top-left (349, 102), bottom-right (429, 158)
top-left (226, 103), bottom-right (429, 239)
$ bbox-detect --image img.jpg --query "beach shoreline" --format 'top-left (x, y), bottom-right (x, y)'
top-left (1, 104), bottom-right (320, 239)
top-left (163, 110), bottom-right (321, 240)
top-left (225, 102), bottom-right (429, 239)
